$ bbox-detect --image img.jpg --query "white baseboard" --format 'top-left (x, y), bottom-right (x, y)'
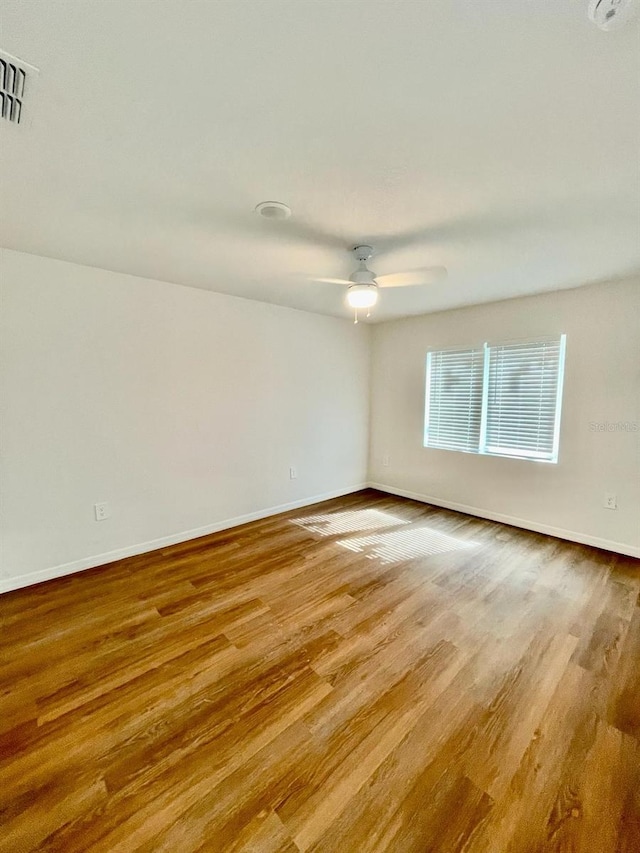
top-left (0, 484), bottom-right (368, 595)
top-left (368, 482), bottom-right (640, 559)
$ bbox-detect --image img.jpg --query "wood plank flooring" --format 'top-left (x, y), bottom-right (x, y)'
top-left (1, 489), bottom-right (639, 852)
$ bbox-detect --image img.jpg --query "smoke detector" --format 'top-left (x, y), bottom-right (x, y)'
top-left (588, 0), bottom-right (637, 30)
top-left (0, 49), bottom-right (38, 126)
top-left (255, 201), bottom-right (292, 220)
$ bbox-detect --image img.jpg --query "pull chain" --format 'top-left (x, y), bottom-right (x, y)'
top-left (354, 307), bottom-right (358, 325)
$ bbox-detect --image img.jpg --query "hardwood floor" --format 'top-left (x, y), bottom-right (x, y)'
top-left (1, 489), bottom-right (639, 852)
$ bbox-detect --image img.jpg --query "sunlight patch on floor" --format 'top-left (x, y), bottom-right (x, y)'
top-left (338, 525), bottom-right (477, 565)
top-left (292, 509), bottom-right (408, 537)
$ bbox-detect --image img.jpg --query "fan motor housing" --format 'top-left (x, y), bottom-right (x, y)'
top-left (350, 268), bottom-right (377, 284)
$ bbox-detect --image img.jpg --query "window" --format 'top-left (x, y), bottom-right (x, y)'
top-left (424, 348), bottom-right (483, 453)
top-left (424, 335), bottom-right (566, 463)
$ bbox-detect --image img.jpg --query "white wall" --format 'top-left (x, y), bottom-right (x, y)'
top-left (0, 249), bottom-right (370, 591)
top-left (2, 252), bottom-right (637, 595)
top-left (369, 278), bottom-right (640, 557)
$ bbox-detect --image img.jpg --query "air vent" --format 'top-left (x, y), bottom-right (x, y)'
top-left (0, 50), bottom-right (38, 126)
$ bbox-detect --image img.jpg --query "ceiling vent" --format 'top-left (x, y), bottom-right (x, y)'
top-left (0, 49), bottom-right (38, 126)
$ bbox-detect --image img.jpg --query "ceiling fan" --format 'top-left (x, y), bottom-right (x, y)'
top-left (312, 245), bottom-right (447, 323)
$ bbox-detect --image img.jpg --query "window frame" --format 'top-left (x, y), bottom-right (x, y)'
top-left (424, 346), bottom-right (484, 454)
top-left (423, 334), bottom-right (567, 464)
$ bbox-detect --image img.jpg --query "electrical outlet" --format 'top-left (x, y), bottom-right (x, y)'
top-left (94, 502), bottom-right (111, 521)
top-left (604, 493), bottom-right (617, 510)
top-left (289, 467), bottom-right (297, 480)
top-left (382, 454), bottom-right (390, 467)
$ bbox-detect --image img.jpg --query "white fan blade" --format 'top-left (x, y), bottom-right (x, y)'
top-left (376, 266), bottom-right (447, 288)
top-left (310, 277), bottom-right (353, 286)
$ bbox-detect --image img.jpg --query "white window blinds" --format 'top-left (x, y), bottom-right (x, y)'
top-left (424, 335), bottom-right (566, 463)
top-left (424, 348), bottom-right (484, 452)
top-left (483, 336), bottom-right (566, 462)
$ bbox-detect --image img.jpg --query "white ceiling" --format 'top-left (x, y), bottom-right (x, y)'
top-left (1, 0), bottom-right (639, 321)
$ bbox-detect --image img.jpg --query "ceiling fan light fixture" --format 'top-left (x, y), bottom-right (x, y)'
top-left (347, 283), bottom-right (378, 309)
